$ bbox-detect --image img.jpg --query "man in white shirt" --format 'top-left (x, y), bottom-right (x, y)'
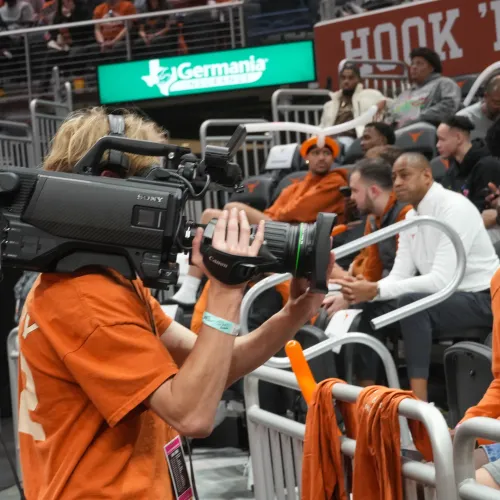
top-left (336, 152), bottom-right (499, 401)
top-left (458, 75), bottom-right (500, 141)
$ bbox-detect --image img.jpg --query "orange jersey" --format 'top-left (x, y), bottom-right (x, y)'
top-left (264, 170), bottom-right (348, 224)
top-left (18, 269), bottom-right (178, 499)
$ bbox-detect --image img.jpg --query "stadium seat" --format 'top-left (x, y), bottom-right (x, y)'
top-left (395, 123), bottom-right (437, 160)
top-left (343, 137), bottom-right (364, 165)
top-left (229, 143), bottom-right (306, 210)
top-left (453, 74), bottom-right (480, 101)
top-left (430, 157), bottom-right (449, 184)
top-left (444, 341), bottom-right (493, 427)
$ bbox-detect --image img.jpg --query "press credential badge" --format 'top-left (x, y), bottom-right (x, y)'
top-left (164, 435), bottom-right (194, 500)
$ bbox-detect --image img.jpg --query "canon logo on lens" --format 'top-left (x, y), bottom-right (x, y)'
top-left (209, 256), bottom-right (228, 268)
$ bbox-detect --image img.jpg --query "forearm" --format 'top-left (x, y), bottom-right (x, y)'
top-left (95, 27), bottom-right (104, 43)
top-left (169, 287), bottom-right (243, 429)
top-left (227, 305), bottom-right (307, 386)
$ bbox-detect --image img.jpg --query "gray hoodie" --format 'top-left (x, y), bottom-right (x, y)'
top-left (386, 73), bottom-right (461, 129)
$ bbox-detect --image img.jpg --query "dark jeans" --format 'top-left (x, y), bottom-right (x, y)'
top-left (355, 290), bottom-right (493, 382)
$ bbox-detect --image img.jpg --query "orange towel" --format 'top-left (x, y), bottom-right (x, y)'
top-left (302, 379), bottom-right (357, 500)
top-left (352, 386), bottom-right (433, 500)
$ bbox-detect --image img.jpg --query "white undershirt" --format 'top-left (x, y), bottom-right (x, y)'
top-left (377, 182), bottom-right (499, 301)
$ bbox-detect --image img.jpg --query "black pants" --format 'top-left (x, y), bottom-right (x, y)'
top-left (355, 290), bottom-right (493, 381)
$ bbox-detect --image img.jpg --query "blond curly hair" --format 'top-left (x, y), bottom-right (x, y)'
top-left (43, 107), bottom-right (167, 175)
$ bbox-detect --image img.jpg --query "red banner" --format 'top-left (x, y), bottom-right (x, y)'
top-left (314, 0), bottom-right (500, 88)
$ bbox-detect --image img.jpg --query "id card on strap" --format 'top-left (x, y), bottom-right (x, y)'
top-left (164, 436), bottom-right (194, 500)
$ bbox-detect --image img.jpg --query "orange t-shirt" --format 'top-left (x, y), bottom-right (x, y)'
top-left (263, 170), bottom-right (348, 224)
top-left (93, 1), bottom-right (136, 41)
top-left (18, 269), bottom-right (178, 500)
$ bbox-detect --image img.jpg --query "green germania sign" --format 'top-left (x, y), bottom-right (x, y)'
top-left (97, 41), bottom-right (316, 104)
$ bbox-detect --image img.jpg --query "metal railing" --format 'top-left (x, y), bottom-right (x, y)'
top-left (271, 88), bottom-right (332, 145)
top-left (240, 216), bottom-right (466, 359)
top-left (7, 327), bottom-right (22, 481)
top-left (454, 417), bottom-right (500, 499)
top-left (0, 120), bottom-right (35, 168)
top-left (244, 365), bottom-right (458, 499)
top-left (0, 1), bottom-right (245, 102)
top-left (338, 58), bottom-right (410, 97)
top-left (30, 97), bottom-right (73, 166)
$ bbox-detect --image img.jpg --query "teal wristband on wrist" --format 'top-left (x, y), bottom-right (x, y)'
top-left (202, 312), bottom-right (240, 337)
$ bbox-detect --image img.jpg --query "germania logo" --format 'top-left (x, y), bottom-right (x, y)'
top-left (141, 56), bottom-right (269, 96)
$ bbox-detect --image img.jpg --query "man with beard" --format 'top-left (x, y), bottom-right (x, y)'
top-left (458, 75), bottom-right (500, 141)
top-left (319, 62), bottom-right (385, 149)
top-left (438, 115), bottom-right (500, 211)
top-left (323, 157), bottom-right (412, 317)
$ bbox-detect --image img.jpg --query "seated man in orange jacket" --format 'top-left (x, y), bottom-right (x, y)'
top-left (173, 136), bottom-right (348, 305)
top-left (324, 156), bottom-right (412, 317)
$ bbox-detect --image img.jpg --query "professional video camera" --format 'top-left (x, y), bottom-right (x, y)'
top-left (0, 126), bottom-right (336, 292)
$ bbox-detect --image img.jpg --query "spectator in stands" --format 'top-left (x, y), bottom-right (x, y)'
top-left (137, 0), bottom-right (173, 49)
top-left (70, 0), bottom-right (135, 63)
top-left (458, 75), bottom-right (500, 141)
top-left (335, 152), bottom-right (499, 401)
top-left (37, 0), bottom-right (89, 89)
top-left (385, 47), bottom-right (461, 129)
top-left (0, 0), bottom-right (34, 60)
top-left (323, 156), bottom-right (412, 318)
top-left (18, 106), bottom-right (334, 499)
top-left (319, 62), bottom-right (386, 149)
top-left (172, 136), bottom-right (348, 305)
top-left (438, 115), bottom-right (500, 211)
top-left (94, 0), bottom-right (135, 51)
top-left (365, 144), bottom-right (402, 163)
top-left (360, 122), bottom-right (396, 155)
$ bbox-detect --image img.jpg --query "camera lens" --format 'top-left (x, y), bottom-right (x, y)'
top-left (259, 221), bottom-right (317, 279)
top-left (200, 212), bottom-right (336, 291)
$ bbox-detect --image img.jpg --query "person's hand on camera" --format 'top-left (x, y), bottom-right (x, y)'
top-left (191, 208), bottom-right (265, 292)
top-left (283, 252), bottom-right (336, 322)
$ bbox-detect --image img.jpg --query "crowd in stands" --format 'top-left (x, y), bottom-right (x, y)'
top-left (0, 0), bottom-right (233, 86)
top-left (8, 40), bottom-right (500, 493)
top-left (168, 45), bottom-right (500, 488)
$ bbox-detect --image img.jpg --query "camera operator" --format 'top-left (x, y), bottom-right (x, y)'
top-left (17, 107), bottom-right (334, 499)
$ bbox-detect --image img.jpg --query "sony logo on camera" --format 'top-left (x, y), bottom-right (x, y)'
top-left (209, 256), bottom-right (228, 268)
top-left (137, 194), bottom-right (164, 203)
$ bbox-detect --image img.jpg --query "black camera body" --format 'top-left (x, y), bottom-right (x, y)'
top-left (0, 126), bottom-right (337, 292)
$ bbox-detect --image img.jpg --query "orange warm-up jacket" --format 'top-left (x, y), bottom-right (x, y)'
top-left (459, 269), bottom-right (500, 443)
top-left (352, 386), bottom-right (434, 500)
top-left (351, 194), bottom-right (413, 281)
top-left (302, 384), bottom-right (434, 500)
top-left (302, 379), bottom-right (358, 500)
top-left (264, 170), bottom-right (348, 224)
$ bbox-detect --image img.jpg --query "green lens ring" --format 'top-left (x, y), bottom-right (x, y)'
top-left (295, 223), bottom-right (305, 272)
